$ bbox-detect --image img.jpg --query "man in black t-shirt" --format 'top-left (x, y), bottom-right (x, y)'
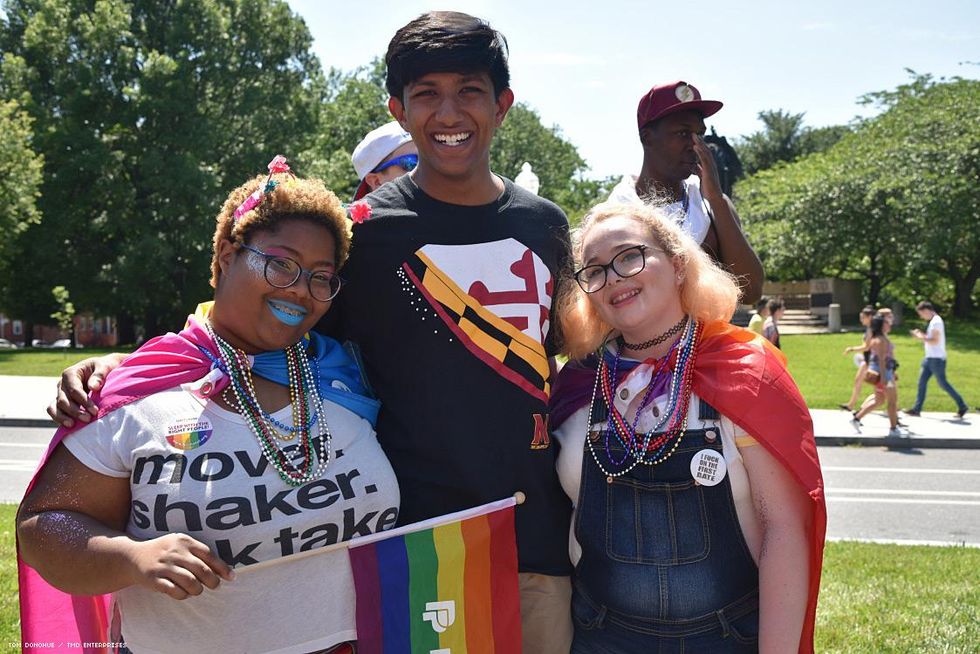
top-left (338, 13), bottom-right (574, 651)
top-left (49, 10), bottom-right (575, 652)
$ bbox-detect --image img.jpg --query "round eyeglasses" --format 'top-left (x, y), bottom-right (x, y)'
top-left (574, 245), bottom-right (651, 293)
top-left (241, 244), bottom-right (343, 301)
top-left (373, 153), bottom-right (418, 174)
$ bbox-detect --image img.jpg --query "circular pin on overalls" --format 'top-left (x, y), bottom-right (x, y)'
top-left (690, 449), bottom-right (727, 486)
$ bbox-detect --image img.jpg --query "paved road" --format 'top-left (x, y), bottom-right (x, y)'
top-left (0, 426), bottom-right (49, 501)
top-left (821, 446), bottom-right (980, 546)
top-left (3, 426), bottom-right (979, 545)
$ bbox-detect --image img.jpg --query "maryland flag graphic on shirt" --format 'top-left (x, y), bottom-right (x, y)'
top-left (399, 239), bottom-right (553, 402)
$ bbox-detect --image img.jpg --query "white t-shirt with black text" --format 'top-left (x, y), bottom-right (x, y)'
top-left (64, 387), bottom-right (399, 654)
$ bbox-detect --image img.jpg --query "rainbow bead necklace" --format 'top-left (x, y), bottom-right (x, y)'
top-left (586, 318), bottom-right (701, 482)
top-left (207, 323), bottom-right (332, 487)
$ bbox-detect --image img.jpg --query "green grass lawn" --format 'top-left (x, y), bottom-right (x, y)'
top-left (2, 324), bottom-right (977, 414)
top-left (782, 322), bottom-right (980, 412)
top-left (817, 541), bottom-right (980, 652)
top-left (1, 506), bottom-right (17, 645)
top-left (1, 502), bottom-right (977, 648)
top-left (0, 347), bottom-right (133, 377)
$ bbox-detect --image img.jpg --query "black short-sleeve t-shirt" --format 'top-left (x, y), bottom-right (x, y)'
top-left (321, 174), bottom-right (572, 575)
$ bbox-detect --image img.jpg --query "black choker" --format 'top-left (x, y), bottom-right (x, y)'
top-left (619, 316), bottom-right (689, 351)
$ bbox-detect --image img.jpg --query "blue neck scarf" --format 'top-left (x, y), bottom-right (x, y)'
top-left (251, 332), bottom-right (380, 427)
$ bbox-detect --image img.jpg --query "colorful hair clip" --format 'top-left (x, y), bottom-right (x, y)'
top-left (233, 155), bottom-right (295, 222)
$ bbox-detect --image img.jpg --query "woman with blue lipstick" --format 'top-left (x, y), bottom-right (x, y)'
top-left (18, 158), bottom-right (399, 654)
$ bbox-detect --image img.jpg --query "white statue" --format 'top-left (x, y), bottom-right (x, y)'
top-left (515, 161), bottom-right (540, 196)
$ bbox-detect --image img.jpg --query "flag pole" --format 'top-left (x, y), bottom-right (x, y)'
top-left (237, 494), bottom-right (523, 574)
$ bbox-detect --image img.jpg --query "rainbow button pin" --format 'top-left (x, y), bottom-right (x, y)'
top-left (166, 418), bottom-right (213, 451)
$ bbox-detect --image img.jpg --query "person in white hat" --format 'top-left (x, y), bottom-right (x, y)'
top-left (351, 121), bottom-right (418, 201)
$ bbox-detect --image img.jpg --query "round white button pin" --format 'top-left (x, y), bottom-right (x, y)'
top-left (690, 449), bottom-right (727, 486)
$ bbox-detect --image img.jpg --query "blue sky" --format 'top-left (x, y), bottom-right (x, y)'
top-left (288, 0), bottom-right (978, 179)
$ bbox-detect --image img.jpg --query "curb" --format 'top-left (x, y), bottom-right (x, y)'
top-left (0, 418), bottom-right (55, 429)
top-left (814, 435), bottom-right (980, 449)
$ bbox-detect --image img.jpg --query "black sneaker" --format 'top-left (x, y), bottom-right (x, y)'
top-left (903, 409), bottom-right (921, 417)
top-left (956, 407), bottom-right (968, 419)
top-left (838, 403), bottom-right (852, 411)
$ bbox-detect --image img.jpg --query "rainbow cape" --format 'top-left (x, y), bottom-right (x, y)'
top-left (17, 315), bottom-right (379, 653)
top-left (349, 497), bottom-right (521, 654)
top-left (550, 320), bottom-right (826, 654)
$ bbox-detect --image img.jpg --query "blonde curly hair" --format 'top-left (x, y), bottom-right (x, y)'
top-left (558, 202), bottom-right (741, 359)
top-left (209, 173), bottom-right (350, 287)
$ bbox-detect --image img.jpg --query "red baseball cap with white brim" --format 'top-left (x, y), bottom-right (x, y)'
top-left (637, 81), bottom-right (723, 129)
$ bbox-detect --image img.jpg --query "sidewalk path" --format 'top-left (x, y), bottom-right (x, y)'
top-left (0, 375), bottom-right (58, 427)
top-left (810, 408), bottom-right (978, 449)
top-left (0, 375), bottom-right (976, 448)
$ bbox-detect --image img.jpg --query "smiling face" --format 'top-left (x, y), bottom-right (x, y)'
top-left (640, 109), bottom-right (706, 184)
top-left (388, 71), bottom-right (513, 201)
top-left (580, 214), bottom-right (686, 344)
top-left (212, 218), bottom-right (337, 353)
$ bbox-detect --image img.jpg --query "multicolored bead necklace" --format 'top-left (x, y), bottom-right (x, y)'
top-left (586, 317), bottom-right (702, 482)
top-left (206, 323), bottom-right (331, 487)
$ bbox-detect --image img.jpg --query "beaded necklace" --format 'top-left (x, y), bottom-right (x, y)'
top-left (586, 318), bottom-right (701, 482)
top-left (206, 323), bottom-right (331, 487)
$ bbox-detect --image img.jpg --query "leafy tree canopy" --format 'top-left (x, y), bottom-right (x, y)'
top-left (1, 0), bottom-right (323, 338)
top-left (736, 109), bottom-right (849, 176)
top-left (736, 73), bottom-right (980, 316)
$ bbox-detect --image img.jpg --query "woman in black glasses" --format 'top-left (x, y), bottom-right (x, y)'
top-left (549, 202), bottom-right (825, 653)
top-left (18, 161), bottom-right (398, 654)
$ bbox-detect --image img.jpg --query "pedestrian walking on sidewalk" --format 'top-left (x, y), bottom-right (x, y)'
top-left (851, 314), bottom-right (901, 437)
top-left (839, 306), bottom-right (875, 412)
top-left (905, 301), bottom-right (969, 419)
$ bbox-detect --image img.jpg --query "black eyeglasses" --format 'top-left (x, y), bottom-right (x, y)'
top-left (241, 245), bottom-right (343, 302)
top-left (373, 153), bottom-right (418, 173)
top-left (574, 245), bottom-right (651, 293)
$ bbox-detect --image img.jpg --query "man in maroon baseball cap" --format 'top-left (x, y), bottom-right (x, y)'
top-left (608, 80), bottom-right (763, 302)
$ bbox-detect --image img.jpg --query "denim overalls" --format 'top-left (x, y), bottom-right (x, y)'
top-left (571, 404), bottom-right (760, 654)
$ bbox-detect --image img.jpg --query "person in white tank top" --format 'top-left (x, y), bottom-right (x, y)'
top-left (609, 80), bottom-right (764, 303)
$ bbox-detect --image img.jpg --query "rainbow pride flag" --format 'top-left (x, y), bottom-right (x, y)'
top-left (348, 497), bottom-right (521, 654)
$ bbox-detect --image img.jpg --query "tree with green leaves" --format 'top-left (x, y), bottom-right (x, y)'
top-left (737, 109), bottom-right (849, 176)
top-left (490, 102), bottom-right (602, 218)
top-left (50, 284), bottom-right (75, 345)
top-left (1, 0), bottom-right (323, 340)
top-left (0, 97), bottom-right (44, 344)
top-left (302, 59), bottom-right (392, 200)
top-left (0, 98), bottom-right (41, 247)
top-left (862, 75), bottom-right (980, 316)
top-left (737, 74), bottom-right (979, 316)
